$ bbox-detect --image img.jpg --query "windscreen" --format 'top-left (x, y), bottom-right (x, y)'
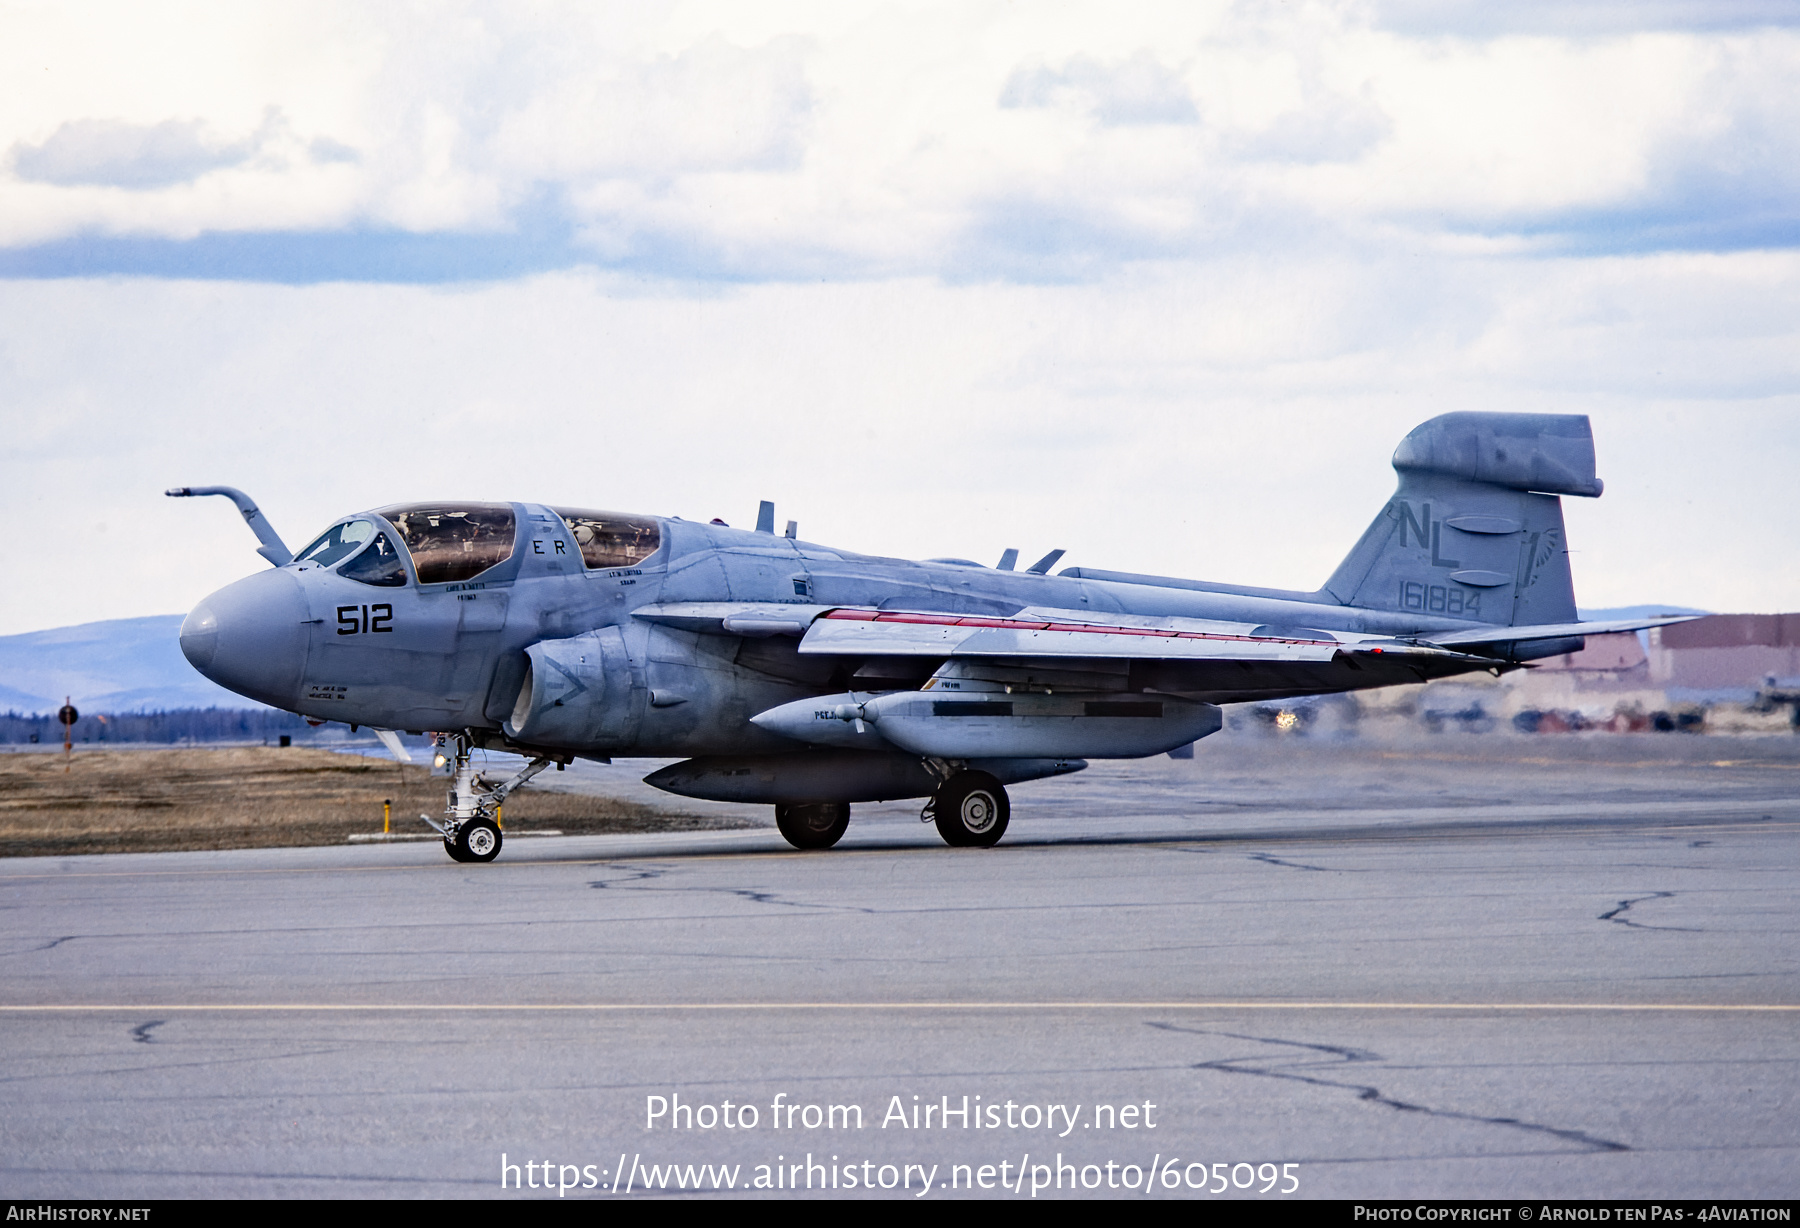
top-left (293, 519), bottom-right (373, 568)
top-left (553, 508), bottom-right (661, 570)
top-left (375, 504), bottom-right (516, 585)
top-left (339, 531), bottom-right (408, 587)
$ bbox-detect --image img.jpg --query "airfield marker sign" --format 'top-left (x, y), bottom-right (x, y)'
top-left (58, 698), bottom-right (77, 772)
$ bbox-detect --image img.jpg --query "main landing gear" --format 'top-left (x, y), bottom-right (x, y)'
top-left (770, 769), bottom-right (1012, 851)
top-left (425, 734), bottom-right (553, 863)
top-left (775, 802), bottom-right (851, 850)
top-left (923, 769), bottom-right (1010, 848)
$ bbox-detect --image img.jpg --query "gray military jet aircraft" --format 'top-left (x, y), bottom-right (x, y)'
top-left (172, 411), bottom-right (1685, 862)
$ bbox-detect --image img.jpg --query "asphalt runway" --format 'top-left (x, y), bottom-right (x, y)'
top-left (2, 733), bottom-right (1797, 1200)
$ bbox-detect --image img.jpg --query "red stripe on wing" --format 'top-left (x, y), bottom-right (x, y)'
top-left (818, 608), bottom-right (1336, 645)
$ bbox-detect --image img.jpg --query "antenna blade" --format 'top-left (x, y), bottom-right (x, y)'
top-left (1025, 548), bottom-right (1065, 574)
top-left (996, 548), bottom-right (1018, 570)
top-left (756, 501), bottom-right (776, 534)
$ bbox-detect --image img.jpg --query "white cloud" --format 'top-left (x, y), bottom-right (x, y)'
top-left (1367, 0), bottom-right (1800, 37)
top-left (999, 52), bottom-right (1200, 126)
top-left (1, 3), bottom-right (1797, 638)
top-left (1, 246), bottom-right (1795, 635)
top-left (0, 3), bottom-right (1793, 272)
top-left (490, 35), bottom-right (813, 181)
top-left (11, 115), bottom-right (261, 189)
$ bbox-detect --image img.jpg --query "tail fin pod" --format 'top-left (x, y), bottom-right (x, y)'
top-left (1323, 413), bottom-right (1603, 628)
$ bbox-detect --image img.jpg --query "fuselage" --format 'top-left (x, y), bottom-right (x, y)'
top-left (180, 500), bottom-right (1510, 758)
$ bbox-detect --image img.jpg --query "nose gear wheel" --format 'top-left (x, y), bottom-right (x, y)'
top-left (455, 818), bottom-right (502, 862)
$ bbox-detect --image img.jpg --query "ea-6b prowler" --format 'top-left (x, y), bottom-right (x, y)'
top-left (173, 412), bottom-right (1684, 862)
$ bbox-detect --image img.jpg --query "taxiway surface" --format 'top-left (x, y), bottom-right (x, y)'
top-left (2, 734), bottom-right (1797, 1199)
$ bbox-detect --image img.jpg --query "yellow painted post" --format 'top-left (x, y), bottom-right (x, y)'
top-left (383, 799), bottom-right (391, 834)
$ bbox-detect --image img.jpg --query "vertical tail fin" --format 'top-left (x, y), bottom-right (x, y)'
top-left (1323, 413), bottom-right (1603, 630)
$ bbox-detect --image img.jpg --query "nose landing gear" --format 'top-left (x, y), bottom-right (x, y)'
top-left (426, 734), bottom-right (552, 863)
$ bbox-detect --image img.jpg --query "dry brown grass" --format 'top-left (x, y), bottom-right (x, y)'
top-left (0, 747), bottom-right (754, 857)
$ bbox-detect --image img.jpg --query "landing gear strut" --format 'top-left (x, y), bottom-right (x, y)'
top-left (924, 769), bottom-right (1010, 848)
top-left (775, 802), bottom-right (851, 850)
top-left (425, 733), bottom-right (552, 863)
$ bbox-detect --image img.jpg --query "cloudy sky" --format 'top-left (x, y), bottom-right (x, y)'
top-left (2, 0), bottom-right (1797, 635)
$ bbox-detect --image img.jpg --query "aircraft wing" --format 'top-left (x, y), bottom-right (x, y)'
top-left (633, 601), bottom-right (1491, 666)
top-left (794, 607), bottom-right (1511, 704)
top-left (797, 607), bottom-right (1340, 661)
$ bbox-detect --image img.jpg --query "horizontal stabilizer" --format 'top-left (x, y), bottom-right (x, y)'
top-left (1421, 614), bottom-right (1698, 648)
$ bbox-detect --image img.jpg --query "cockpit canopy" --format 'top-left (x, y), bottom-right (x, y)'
top-left (554, 508), bottom-right (660, 570)
top-left (376, 503), bottom-right (516, 585)
top-left (293, 503), bottom-right (662, 587)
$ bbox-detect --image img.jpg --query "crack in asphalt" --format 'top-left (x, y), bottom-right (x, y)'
top-left (130, 1020), bottom-right (165, 1045)
top-left (0, 935), bottom-right (82, 957)
top-left (1149, 1023), bottom-right (1630, 1153)
top-left (587, 864), bottom-right (874, 913)
top-left (1248, 852), bottom-right (1337, 873)
top-left (0, 1047), bottom-right (353, 1088)
top-left (1599, 892), bottom-right (1702, 932)
top-left (586, 866), bottom-right (670, 888)
top-left (720, 887), bottom-right (872, 913)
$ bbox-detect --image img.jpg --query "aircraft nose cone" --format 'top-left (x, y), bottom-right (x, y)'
top-left (180, 568), bottom-right (308, 708)
top-left (178, 603), bottom-right (219, 672)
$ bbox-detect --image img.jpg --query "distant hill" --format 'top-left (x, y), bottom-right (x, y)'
top-left (0, 615), bottom-right (256, 715)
